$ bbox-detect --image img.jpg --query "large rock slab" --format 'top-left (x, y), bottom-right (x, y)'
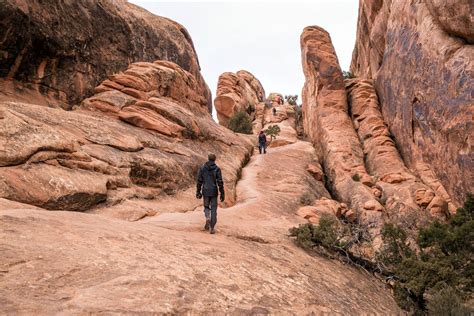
top-left (350, 0), bottom-right (473, 205)
top-left (0, 0), bottom-right (211, 111)
top-left (214, 70), bottom-right (265, 127)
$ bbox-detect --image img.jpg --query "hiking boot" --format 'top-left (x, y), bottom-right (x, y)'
top-left (210, 228), bottom-right (215, 234)
top-left (204, 219), bottom-right (210, 231)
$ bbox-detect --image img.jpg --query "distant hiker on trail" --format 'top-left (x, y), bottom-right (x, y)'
top-left (196, 154), bottom-right (224, 234)
top-left (258, 130), bottom-right (267, 154)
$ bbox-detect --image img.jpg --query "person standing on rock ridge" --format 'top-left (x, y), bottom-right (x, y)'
top-left (196, 154), bottom-right (225, 234)
top-left (258, 131), bottom-right (267, 154)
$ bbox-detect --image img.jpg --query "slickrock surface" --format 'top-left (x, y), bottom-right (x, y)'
top-left (0, 0), bottom-right (211, 111)
top-left (0, 61), bottom-right (253, 213)
top-left (350, 0), bottom-right (473, 205)
top-left (346, 78), bottom-right (451, 219)
top-left (300, 26), bottom-right (383, 227)
top-left (0, 105), bottom-right (400, 314)
top-left (214, 70), bottom-right (265, 126)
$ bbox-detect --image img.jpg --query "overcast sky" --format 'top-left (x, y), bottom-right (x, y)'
top-left (129, 0), bottom-right (358, 108)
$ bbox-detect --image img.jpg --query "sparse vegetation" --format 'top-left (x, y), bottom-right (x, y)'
top-left (343, 71), bottom-right (354, 79)
top-left (264, 124), bottom-right (281, 141)
top-left (352, 173), bottom-right (360, 182)
top-left (377, 193), bottom-right (473, 314)
top-left (299, 191), bottom-right (314, 206)
top-left (291, 193), bottom-right (474, 315)
top-left (228, 110), bottom-right (253, 134)
top-left (285, 95), bottom-right (298, 106)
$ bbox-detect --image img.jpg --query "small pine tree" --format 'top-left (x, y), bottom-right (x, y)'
top-left (343, 71), bottom-right (354, 79)
top-left (264, 124), bottom-right (281, 141)
top-left (228, 110), bottom-right (253, 134)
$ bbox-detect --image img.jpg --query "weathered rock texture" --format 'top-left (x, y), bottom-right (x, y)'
top-left (0, 61), bottom-right (252, 212)
top-left (0, 0), bottom-right (211, 111)
top-left (350, 0), bottom-right (473, 205)
top-left (300, 26), bottom-right (383, 225)
top-left (214, 70), bottom-right (265, 126)
top-left (346, 78), bottom-right (452, 218)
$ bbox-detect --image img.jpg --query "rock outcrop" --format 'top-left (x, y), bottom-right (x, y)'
top-left (346, 78), bottom-right (452, 218)
top-left (350, 0), bottom-right (473, 205)
top-left (300, 26), bottom-right (383, 227)
top-left (214, 70), bottom-right (264, 126)
top-left (0, 61), bottom-right (252, 212)
top-left (0, 0), bottom-right (211, 111)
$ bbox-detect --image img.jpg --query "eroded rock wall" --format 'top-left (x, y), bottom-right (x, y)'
top-left (350, 0), bottom-right (473, 205)
top-left (0, 0), bottom-right (212, 111)
top-left (0, 62), bottom-right (252, 212)
top-left (346, 79), bottom-right (452, 219)
top-left (214, 70), bottom-right (265, 127)
top-left (300, 26), bottom-right (383, 227)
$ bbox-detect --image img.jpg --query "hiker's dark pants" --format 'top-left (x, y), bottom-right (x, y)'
top-left (203, 196), bottom-right (218, 228)
top-left (259, 144), bottom-right (266, 154)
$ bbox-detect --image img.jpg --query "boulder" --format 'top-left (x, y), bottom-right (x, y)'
top-left (214, 70), bottom-right (265, 127)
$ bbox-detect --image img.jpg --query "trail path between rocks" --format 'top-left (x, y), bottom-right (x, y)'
top-left (0, 106), bottom-right (400, 314)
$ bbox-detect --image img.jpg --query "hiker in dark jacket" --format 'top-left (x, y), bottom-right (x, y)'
top-left (196, 154), bottom-right (224, 234)
top-left (258, 130), bottom-right (267, 154)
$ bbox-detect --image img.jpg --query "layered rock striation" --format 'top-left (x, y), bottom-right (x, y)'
top-left (350, 0), bottom-right (473, 205)
top-left (214, 70), bottom-right (265, 127)
top-left (300, 26), bottom-right (383, 226)
top-left (346, 79), bottom-right (452, 218)
top-left (0, 61), bottom-right (252, 212)
top-left (0, 0), bottom-right (211, 111)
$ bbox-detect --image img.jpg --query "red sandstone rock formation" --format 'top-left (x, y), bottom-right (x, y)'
top-left (0, 0), bottom-right (212, 111)
top-left (346, 78), bottom-right (452, 218)
top-left (0, 61), bottom-right (252, 212)
top-left (350, 0), bottom-right (473, 205)
top-left (214, 70), bottom-right (265, 126)
top-left (300, 26), bottom-right (383, 226)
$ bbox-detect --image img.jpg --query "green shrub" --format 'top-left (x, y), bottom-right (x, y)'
top-left (377, 193), bottom-right (474, 313)
top-left (228, 110), bottom-right (253, 134)
top-left (289, 214), bottom-right (339, 250)
top-left (427, 287), bottom-right (471, 316)
top-left (264, 124), bottom-right (281, 141)
top-left (299, 191), bottom-right (314, 206)
top-left (352, 173), bottom-right (360, 182)
top-left (343, 71), bottom-right (354, 79)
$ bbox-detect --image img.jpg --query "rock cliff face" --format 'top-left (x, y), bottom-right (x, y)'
top-left (0, 61), bottom-right (252, 213)
top-left (300, 26), bottom-right (383, 229)
top-left (214, 70), bottom-right (265, 126)
top-left (0, 1), bottom-right (252, 214)
top-left (350, 0), bottom-right (473, 205)
top-left (0, 0), bottom-right (212, 111)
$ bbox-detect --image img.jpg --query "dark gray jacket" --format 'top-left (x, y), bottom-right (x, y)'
top-left (197, 161), bottom-right (224, 197)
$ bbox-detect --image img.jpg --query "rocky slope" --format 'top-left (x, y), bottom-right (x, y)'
top-left (1, 103), bottom-right (400, 314)
top-left (350, 0), bottom-right (473, 205)
top-left (214, 70), bottom-right (265, 126)
top-left (0, 0), bottom-right (212, 111)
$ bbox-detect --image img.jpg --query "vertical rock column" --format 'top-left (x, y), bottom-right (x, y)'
top-left (300, 26), bottom-right (383, 225)
top-left (345, 79), bottom-right (450, 219)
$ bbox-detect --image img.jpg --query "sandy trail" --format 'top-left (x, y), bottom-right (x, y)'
top-left (0, 106), bottom-right (400, 314)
